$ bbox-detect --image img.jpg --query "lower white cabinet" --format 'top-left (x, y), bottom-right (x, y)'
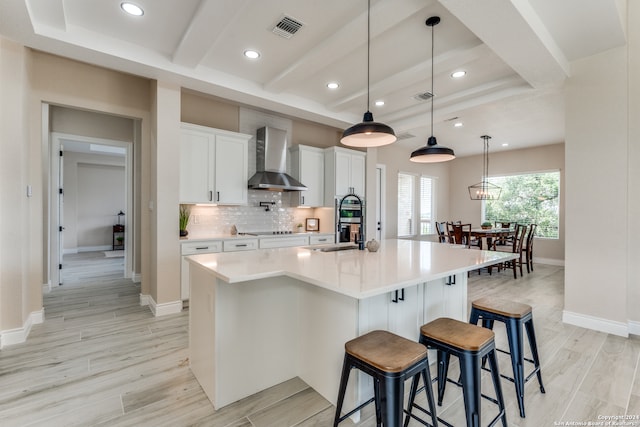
top-left (309, 234), bottom-right (334, 245)
top-left (260, 235), bottom-right (309, 249)
top-left (181, 241), bottom-right (223, 301)
top-left (223, 239), bottom-right (259, 252)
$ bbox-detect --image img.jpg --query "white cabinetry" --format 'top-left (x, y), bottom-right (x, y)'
top-left (259, 235), bottom-right (309, 249)
top-left (289, 145), bottom-right (324, 207)
top-left (309, 234), bottom-right (334, 245)
top-left (181, 241), bottom-right (223, 301)
top-left (179, 123), bottom-right (251, 205)
top-left (324, 147), bottom-right (366, 204)
top-left (223, 238), bottom-right (259, 252)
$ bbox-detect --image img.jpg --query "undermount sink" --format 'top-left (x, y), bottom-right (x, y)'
top-left (311, 244), bottom-right (359, 252)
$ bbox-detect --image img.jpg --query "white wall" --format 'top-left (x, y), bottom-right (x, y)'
top-left (62, 152), bottom-right (125, 252)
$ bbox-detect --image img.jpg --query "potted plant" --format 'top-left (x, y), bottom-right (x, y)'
top-left (179, 204), bottom-right (191, 237)
top-left (296, 223), bottom-right (304, 233)
top-left (481, 221), bottom-right (493, 230)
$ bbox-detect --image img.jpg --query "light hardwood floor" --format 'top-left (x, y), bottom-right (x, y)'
top-left (0, 254), bottom-right (638, 426)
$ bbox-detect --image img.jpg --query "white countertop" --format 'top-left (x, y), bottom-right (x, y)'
top-left (187, 239), bottom-right (517, 299)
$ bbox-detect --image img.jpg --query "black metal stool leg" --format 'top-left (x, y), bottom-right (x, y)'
top-left (524, 318), bottom-right (546, 393)
top-left (333, 356), bottom-right (352, 426)
top-left (436, 350), bottom-right (451, 406)
top-left (459, 354), bottom-right (482, 427)
top-left (504, 317), bottom-right (526, 418)
top-left (487, 349), bottom-right (508, 427)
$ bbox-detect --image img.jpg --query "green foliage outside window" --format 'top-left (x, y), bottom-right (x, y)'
top-left (485, 171), bottom-right (560, 239)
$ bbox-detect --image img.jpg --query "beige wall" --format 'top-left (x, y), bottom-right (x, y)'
top-left (565, 45), bottom-right (630, 329)
top-left (450, 143), bottom-right (565, 263)
top-left (50, 106), bottom-right (135, 142)
top-left (0, 39), bottom-right (32, 332)
top-left (629, 1), bottom-right (640, 326)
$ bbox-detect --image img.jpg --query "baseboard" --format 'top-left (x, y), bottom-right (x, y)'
top-left (132, 272), bottom-right (141, 283)
top-left (0, 309), bottom-right (45, 349)
top-left (534, 257), bottom-right (564, 266)
top-left (628, 321), bottom-right (640, 336)
top-left (63, 248), bottom-right (79, 255)
top-left (141, 294), bottom-right (182, 317)
top-left (562, 310), bottom-right (629, 337)
top-left (42, 282), bottom-right (51, 294)
top-left (78, 245), bottom-right (112, 253)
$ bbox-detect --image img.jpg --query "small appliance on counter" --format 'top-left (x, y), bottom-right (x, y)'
top-left (336, 193), bottom-right (365, 248)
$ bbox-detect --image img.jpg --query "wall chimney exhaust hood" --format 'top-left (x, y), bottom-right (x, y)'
top-left (248, 127), bottom-right (307, 192)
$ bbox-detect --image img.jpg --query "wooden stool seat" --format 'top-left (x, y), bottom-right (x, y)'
top-left (345, 330), bottom-right (427, 373)
top-left (472, 297), bottom-right (532, 319)
top-left (420, 317), bottom-right (494, 351)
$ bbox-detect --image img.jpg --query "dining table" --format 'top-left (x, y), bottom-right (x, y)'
top-left (470, 227), bottom-right (514, 250)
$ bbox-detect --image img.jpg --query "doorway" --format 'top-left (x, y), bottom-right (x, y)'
top-left (46, 105), bottom-right (135, 290)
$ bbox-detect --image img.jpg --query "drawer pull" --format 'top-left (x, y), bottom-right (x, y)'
top-left (195, 246), bottom-right (209, 250)
top-left (318, 238), bottom-right (327, 242)
top-left (236, 244), bottom-right (248, 247)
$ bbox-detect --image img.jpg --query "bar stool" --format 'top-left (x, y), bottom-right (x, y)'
top-left (470, 297), bottom-right (545, 418)
top-left (333, 330), bottom-right (438, 427)
top-left (406, 318), bottom-right (507, 427)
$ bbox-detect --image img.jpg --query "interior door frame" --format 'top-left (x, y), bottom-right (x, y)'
top-left (49, 130), bottom-right (133, 287)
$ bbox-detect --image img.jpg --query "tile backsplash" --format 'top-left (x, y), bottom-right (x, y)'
top-left (185, 190), bottom-right (334, 236)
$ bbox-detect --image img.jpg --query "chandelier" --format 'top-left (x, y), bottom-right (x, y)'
top-left (468, 135), bottom-right (501, 200)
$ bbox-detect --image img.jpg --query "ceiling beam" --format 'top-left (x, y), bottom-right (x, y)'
top-left (439, 0), bottom-right (569, 89)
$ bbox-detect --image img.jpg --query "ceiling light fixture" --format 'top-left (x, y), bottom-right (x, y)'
top-left (468, 135), bottom-right (501, 200)
top-left (244, 50), bottom-right (260, 59)
top-left (327, 82), bottom-right (339, 89)
top-left (340, 0), bottom-right (396, 148)
top-left (120, 2), bottom-right (144, 16)
top-left (451, 70), bottom-right (466, 78)
top-left (375, 100), bottom-right (385, 106)
top-left (454, 122), bottom-right (463, 128)
top-left (410, 16), bottom-right (455, 163)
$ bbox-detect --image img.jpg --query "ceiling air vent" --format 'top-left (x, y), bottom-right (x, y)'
top-left (272, 15), bottom-right (304, 39)
top-left (396, 132), bottom-right (416, 141)
top-left (413, 91), bottom-right (434, 102)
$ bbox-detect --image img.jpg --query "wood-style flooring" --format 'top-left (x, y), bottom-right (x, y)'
top-left (0, 253), bottom-right (638, 426)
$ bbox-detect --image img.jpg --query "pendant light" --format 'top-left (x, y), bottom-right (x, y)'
top-left (341, 0), bottom-right (397, 148)
top-left (468, 135), bottom-right (501, 200)
top-left (410, 16), bottom-right (455, 163)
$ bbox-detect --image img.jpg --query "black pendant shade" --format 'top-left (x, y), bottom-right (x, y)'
top-left (410, 136), bottom-right (455, 163)
top-left (341, 111), bottom-right (397, 147)
top-left (341, 0), bottom-right (396, 148)
top-left (409, 16), bottom-right (455, 163)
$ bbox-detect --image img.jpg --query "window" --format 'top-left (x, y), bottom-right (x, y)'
top-left (484, 171), bottom-right (560, 239)
top-left (397, 173), bottom-right (435, 237)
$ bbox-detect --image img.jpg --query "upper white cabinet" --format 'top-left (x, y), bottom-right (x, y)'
top-left (289, 145), bottom-right (324, 207)
top-left (180, 123), bottom-right (251, 205)
top-left (324, 146), bottom-right (366, 204)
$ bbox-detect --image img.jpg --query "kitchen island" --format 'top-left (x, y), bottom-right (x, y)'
top-left (187, 239), bottom-right (515, 411)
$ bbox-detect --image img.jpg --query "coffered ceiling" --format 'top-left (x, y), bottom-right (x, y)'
top-left (0, 0), bottom-right (627, 156)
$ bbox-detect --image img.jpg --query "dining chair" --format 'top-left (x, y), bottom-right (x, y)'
top-left (523, 223), bottom-right (537, 273)
top-left (435, 221), bottom-right (449, 243)
top-left (492, 223), bottom-right (527, 278)
top-left (447, 223), bottom-right (477, 248)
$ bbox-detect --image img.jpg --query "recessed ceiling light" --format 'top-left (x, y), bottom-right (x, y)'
top-left (244, 50), bottom-right (260, 59)
top-left (120, 2), bottom-right (144, 16)
top-left (375, 100), bottom-right (385, 107)
top-left (502, 143), bottom-right (509, 147)
top-left (453, 122), bottom-right (463, 128)
top-left (451, 70), bottom-right (466, 78)
top-left (327, 82), bottom-right (339, 89)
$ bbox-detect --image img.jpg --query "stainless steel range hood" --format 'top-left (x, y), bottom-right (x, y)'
top-left (248, 126), bottom-right (307, 192)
